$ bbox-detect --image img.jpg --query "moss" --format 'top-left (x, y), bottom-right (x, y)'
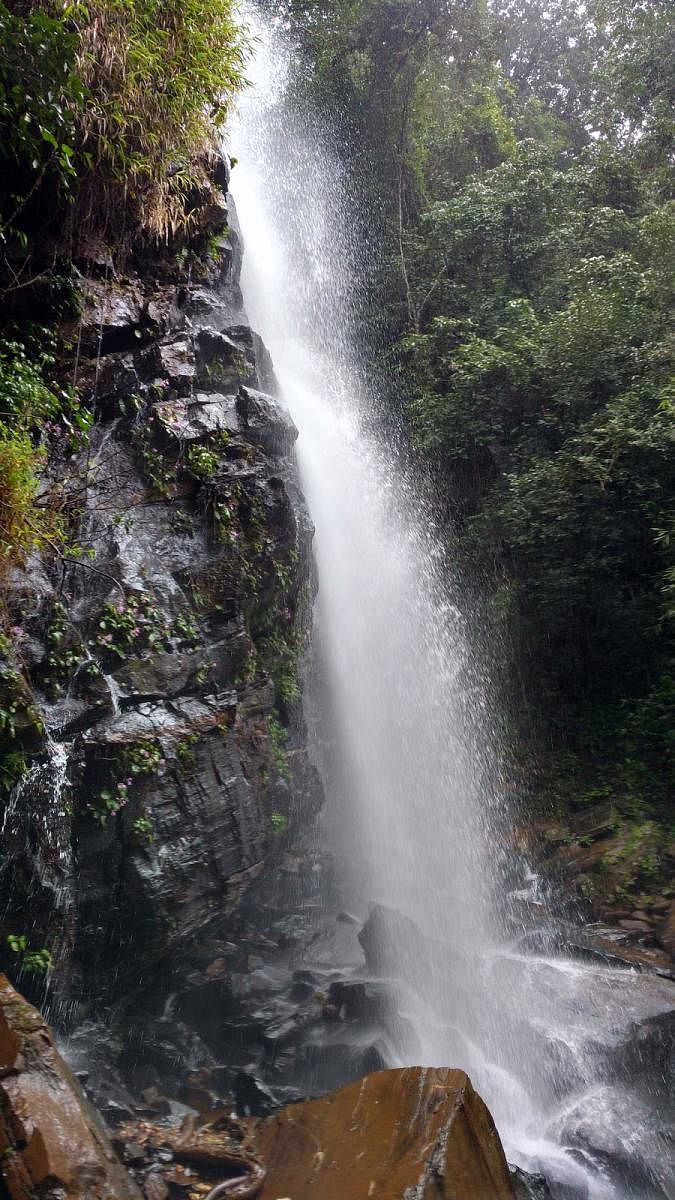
top-left (0, 661), bottom-right (45, 804)
top-left (267, 710), bottom-right (290, 779)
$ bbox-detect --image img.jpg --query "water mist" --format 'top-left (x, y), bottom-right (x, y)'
top-left (229, 14), bottom-right (675, 1200)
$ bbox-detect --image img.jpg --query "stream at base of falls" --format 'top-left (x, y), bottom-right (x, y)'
top-left (228, 10), bottom-right (674, 1199)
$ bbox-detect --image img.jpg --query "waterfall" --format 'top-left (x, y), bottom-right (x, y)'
top-left (229, 13), bottom-right (674, 1200)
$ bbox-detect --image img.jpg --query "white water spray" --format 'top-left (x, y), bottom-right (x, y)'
top-left (230, 15), bottom-right (674, 1200)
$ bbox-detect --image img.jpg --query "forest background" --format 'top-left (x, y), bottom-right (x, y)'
top-left (0, 0), bottom-right (673, 912)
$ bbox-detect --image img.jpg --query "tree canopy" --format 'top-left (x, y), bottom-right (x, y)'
top-left (277, 0), bottom-right (675, 850)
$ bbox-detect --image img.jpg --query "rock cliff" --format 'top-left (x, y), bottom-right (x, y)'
top-left (0, 153), bottom-right (322, 1103)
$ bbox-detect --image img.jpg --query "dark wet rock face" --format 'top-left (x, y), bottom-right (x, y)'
top-left (513, 812), bottom-right (675, 964)
top-left (0, 155), bottom-right (322, 1097)
top-left (509, 1165), bottom-right (554, 1199)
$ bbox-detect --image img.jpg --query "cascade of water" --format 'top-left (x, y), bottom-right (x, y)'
top-left (229, 14), bottom-right (674, 1200)
top-left (103, 673), bottom-right (122, 716)
top-left (2, 735), bottom-right (73, 937)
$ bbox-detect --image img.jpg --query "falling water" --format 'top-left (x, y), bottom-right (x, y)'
top-left (1, 735), bottom-right (73, 972)
top-left (229, 13), bottom-right (674, 1200)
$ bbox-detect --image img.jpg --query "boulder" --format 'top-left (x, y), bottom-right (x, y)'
top-left (569, 801), bottom-right (617, 841)
top-left (253, 1065), bottom-right (516, 1199)
top-left (153, 393), bottom-right (241, 441)
top-left (509, 1165), bottom-right (554, 1199)
top-left (0, 976), bottom-right (141, 1200)
top-left (236, 386), bottom-right (298, 456)
top-left (194, 327), bottom-right (255, 391)
top-left (548, 1084), bottom-right (675, 1199)
top-left (154, 336), bottom-right (195, 395)
top-left (358, 903), bottom-right (425, 972)
top-left (80, 277), bottom-right (146, 352)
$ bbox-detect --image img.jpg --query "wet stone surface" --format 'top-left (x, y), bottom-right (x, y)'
top-left (0, 155), bottom-right (323, 1110)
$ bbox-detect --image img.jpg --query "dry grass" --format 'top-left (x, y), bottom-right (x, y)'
top-left (58, 0), bottom-right (250, 239)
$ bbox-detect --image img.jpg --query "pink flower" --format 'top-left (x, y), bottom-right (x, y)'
top-left (9, 626), bottom-right (25, 640)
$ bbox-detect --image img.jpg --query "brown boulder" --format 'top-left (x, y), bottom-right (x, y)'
top-left (254, 1065), bottom-right (516, 1200)
top-left (0, 975), bottom-right (141, 1200)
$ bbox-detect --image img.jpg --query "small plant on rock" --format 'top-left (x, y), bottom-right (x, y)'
top-left (185, 444), bottom-right (219, 480)
top-left (132, 815), bottom-right (155, 843)
top-left (270, 810), bottom-right (288, 834)
top-left (268, 711), bottom-right (289, 779)
top-left (6, 934), bottom-right (52, 975)
top-left (94, 591), bottom-right (168, 659)
top-left (90, 778), bottom-right (132, 825)
top-left (176, 733), bottom-right (200, 766)
top-left (122, 738), bottom-right (164, 777)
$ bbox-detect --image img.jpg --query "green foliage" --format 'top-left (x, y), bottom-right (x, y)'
top-left (0, 338), bottom-right (60, 425)
top-left (620, 675), bottom-right (675, 811)
top-left (175, 733), bottom-right (200, 765)
top-left (0, 427), bottom-right (61, 577)
top-left (0, 666), bottom-right (44, 737)
top-left (44, 606), bottom-right (88, 693)
top-left (132, 417), bottom-right (177, 496)
top-left (268, 711), bottom-right (290, 779)
top-left (6, 934), bottom-right (52, 974)
top-left (0, 2), bottom-right (83, 246)
top-left (390, 138), bottom-right (674, 824)
top-left (88, 737), bottom-right (163, 825)
top-left (122, 737), bottom-right (164, 777)
top-left (0, 749), bottom-right (27, 801)
top-left (286, 0), bottom-right (675, 852)
top-left (260, 628), bottom-right (301, 709)
top-left (132, 814), bottom-right (155, 842)
top-left (0, 0), bottom-right (248, 264)
top-left (70, 0), bottom-right (249, 236)
top-left (185, 443), bottom-right (220, 480)
top-left (90, 780), bottom-right (132, 825)
top-left (0, 335), bottom-right (94, 574)
top-left (0, 660), bottom-right (43, 808)
top-left (94, 590), bottom-right (168, 659)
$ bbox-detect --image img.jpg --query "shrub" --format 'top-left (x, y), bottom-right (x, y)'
top-left (185, 443), bottom-right (220, 479)
top-left (0, 1), bottom-right (249, 249)
top-left (0, 338), bottom-right (60, 425)
top-left (0, 337), bottom-right (65, 575)
top-left (0, 2), bottom-right (83, 246)
top-left (69, 0), bottom-right (250, 236)
top-left (0, 428), bottom-right (62, 576)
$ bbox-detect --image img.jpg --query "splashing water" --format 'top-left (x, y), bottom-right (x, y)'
top-left (229, 13), bottom-right (674, 1200)
top-left (1, 735), bottom-right (73, 971)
